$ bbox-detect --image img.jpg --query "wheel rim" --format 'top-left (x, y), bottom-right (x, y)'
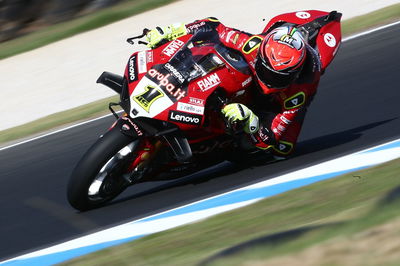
top-left (87, 140), bottom-right (139, 202)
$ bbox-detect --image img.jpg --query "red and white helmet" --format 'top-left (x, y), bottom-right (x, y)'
top-left (255, 26), bottom-right (306, 93)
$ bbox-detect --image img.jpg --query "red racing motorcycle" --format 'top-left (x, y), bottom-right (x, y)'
top-left (67, 10), bottom-right (342, 211)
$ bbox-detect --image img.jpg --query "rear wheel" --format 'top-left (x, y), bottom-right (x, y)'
top-left (67, 127), bottom-right (141, 211)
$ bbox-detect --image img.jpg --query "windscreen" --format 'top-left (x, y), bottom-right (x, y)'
top-left (167, 39), bottom-right (225, 83)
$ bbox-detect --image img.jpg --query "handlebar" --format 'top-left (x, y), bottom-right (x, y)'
top-left (126, 28), bottom-right (150, 45)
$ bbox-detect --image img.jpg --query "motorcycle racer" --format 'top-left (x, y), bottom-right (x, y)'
top-left (145, 15), bottom-right (330, 158)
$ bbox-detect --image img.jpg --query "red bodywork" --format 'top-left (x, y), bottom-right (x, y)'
top-left (121, 10), bottom-right (341, 148)
top-left (123, 34), bottom-right (253, 144)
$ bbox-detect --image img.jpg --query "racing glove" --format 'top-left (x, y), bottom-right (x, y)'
top-left (146, 23), bottom-right (187, 48)
top-left (222, 103), bottom-right (259, 134)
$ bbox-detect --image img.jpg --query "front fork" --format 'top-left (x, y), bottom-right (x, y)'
top-left (123, 138), bottom-right (163, 183)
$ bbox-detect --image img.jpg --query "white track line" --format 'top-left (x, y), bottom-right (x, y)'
top-left (342, 20), bottom-right (400, 42)
top-left (2, 137), bottom-right (400, 265)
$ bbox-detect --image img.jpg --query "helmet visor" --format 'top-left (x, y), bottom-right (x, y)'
top-left (255, 56), bottom-right (299, 89)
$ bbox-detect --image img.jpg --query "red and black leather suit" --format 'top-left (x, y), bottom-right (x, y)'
top-left (185, 18), bottom-right (322, 156)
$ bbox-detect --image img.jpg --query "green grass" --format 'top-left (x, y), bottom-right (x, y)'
top-left (341, 3), bottom-right (400, 36)
top-left (61, 157), bottom-right (400, 266)
top-left (1, 3), bottom-right (400, 146)
top-left (0, 0), bottom-right (177, 60)
top-left (0, 95), bottom-right (119, 145)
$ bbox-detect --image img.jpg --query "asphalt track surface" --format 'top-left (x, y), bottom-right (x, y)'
top-left (1, 24), bottom-right (400, 260)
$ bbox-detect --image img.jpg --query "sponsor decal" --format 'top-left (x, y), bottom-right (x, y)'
top-left (275, 124), bottom-right (287, 136)
top-left (274, 141), bottom-right (293, 154)
top-left (148, 68), bottom-right (186, 100)
top-left (147, 51), bottom-right (154, 63)
top-left (296, 11), bottom-right (311, 19)
top-left (242, 36), bottom-right (263, 54)
top-left (225, 30), bottom-right (236, 43)
top-left (128, 55), bottom-right (137, 82)
top-left (137, 51), bottom-right (147, 74)
top-left (249, 60), bottom-right (256, 68)
top-left (122, 124), bottom-right (130, 131)
top-left (284, 92), bottom-right (306, 109)
top-left (241, 77), bottom-right (253, 87)
top-left (258, 128), bottom-right (270, 143)
top-left (129, 77), bottom-right (175, 118)
top-left (189, 97), bottom-right (205, 106)
top-left (232, 33), bottom-right (239, 44)
top-left (283, 109), bottom-right (298, 115)
top-left (279, 34), bottom-right (296, 47)
top-left (164, 63), bottom-right (185, 83)
top-left (177, 102), bottom-right (204, 115)
top-left (131, 122), bottom-right (143, 136)
top-left (248, 40), bottom-right (258, 48)
top-left (169, 110), bottom-right (202, 125)
top-left (197, 73), bottom-right (221, 92)
top-left (133, 85), bottom-right (164, 113)
top-left (324, 33), bottom-right (336, 48)
top-left (187, 21), bottom-right (205, 32)
top-left (162, 39), bottom-right (185, 57)
top-left (121, 116), bottom-right (143, 136)
top-left (280, 116), bottom-right (292, 125)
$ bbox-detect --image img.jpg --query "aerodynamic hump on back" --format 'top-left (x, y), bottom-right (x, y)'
top-left (262, 10), bottom-right (342, 72)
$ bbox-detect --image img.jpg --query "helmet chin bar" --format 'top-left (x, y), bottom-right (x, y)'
top-left (255, 56), bottom-right (300, 91)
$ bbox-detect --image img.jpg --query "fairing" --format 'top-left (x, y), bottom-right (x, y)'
top-left (123, 32), bottom-right (253, 136)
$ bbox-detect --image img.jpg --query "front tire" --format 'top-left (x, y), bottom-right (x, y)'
top-left (67, 126), bottom-right (136, 211)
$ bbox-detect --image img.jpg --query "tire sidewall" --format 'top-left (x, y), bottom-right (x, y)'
top-left (67, 126), bottom-right (135, 211)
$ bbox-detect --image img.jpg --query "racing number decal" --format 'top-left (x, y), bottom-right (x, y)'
top-left (242, 36), bottom-right (263, 54)
top-left (133, 85), bottom-right (164, 113)
top-left (284, 92), bottom-right (306, 109)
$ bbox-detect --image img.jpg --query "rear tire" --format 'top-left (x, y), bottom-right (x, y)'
top-left (67, 126), bottom-right (135, 211)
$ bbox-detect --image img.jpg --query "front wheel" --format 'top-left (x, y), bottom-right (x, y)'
top-left (67, 127), bottom-right (140, 211)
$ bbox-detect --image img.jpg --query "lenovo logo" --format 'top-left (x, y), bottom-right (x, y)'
top-left (128, 55), bottom-right (137, 82)
top-left (169, 110), bottom-right (202, 125)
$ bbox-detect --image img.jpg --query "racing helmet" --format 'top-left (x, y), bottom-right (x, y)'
top-left (255, 26), bottom-right (306, 93)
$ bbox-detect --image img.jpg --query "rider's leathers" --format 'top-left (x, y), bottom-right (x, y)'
top-left (185, 18), bottom-right (322, 156)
